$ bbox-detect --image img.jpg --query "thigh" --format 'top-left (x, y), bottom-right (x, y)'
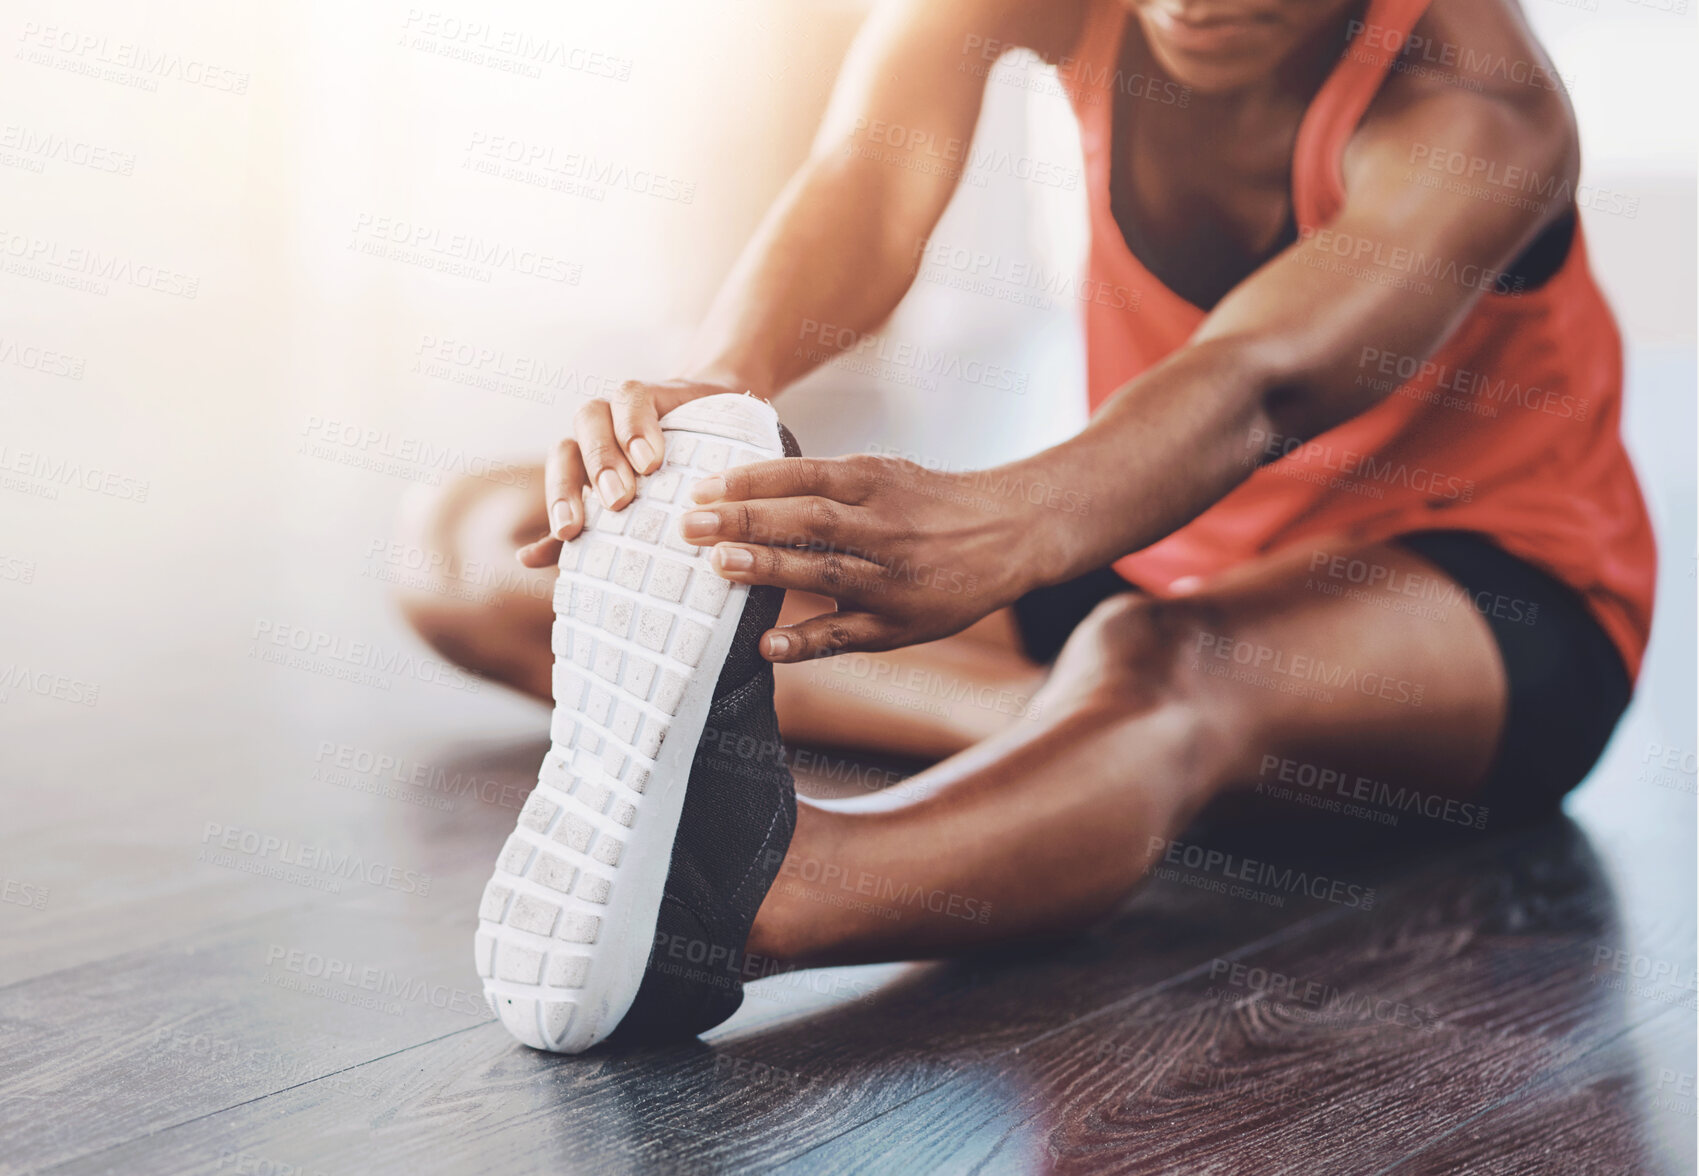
top-left (1127, 538), bottom-right (1511, 809)
top-left (772, 591), bottom-right (1041, 759)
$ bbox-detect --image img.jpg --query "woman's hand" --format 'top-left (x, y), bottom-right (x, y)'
top-left (678, 454), bottom-right (1046, 662)
top-left (517, 379), bottom-right (744, 567)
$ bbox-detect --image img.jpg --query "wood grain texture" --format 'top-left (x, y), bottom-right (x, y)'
top-left (1382, 1005), bottom-right (1697, 1176)
top-left (774, 821), bottom-right (1696, 1176)
top-left (3, 602), bottom-right (1693, 1175)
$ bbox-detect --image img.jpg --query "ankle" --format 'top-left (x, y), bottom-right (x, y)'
top-left (746, 800), bottom-right (839, 966)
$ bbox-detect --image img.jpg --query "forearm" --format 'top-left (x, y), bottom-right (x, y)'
top-left (681, 156), bottom-right (931, 398)
top-left (1008, 335), bottom-right (1284, 587)
top-left (676, 0), bottom-right (1059, 398)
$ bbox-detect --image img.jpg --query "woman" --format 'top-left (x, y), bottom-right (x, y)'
top-left (403, 0), bottom-right (1653, 1037)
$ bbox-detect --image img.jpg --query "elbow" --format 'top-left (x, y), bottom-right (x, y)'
top-left (1191, 331), bottom-right (1318, 457)
top-left (1216, 332), bottom-right (1360, 467)
top-left (1233, 331), bottom-right (1367, 454)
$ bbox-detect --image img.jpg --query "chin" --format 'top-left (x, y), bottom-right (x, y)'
top-left (1128, 0), bottom-right (1344, 94)
top-left (1139, 34), bottom-right (1274, 94)
top-left (1145, 44), bottom-right (1269, 94)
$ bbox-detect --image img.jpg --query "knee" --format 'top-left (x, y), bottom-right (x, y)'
top-left (391, 477), bottom-right (469, 656)
top-left (1049, 593), bottom-right (1244, 808)
top-left (1049, 592), bottom-right (1220, 713)
top-left (389, 473), bottom-right (541, 660)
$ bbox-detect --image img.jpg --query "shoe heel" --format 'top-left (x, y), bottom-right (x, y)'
top-left (659, 393), bottom-right (782, 452)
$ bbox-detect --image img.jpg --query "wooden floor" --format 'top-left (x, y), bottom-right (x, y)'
top-left (2, 614), bottom-right (1694, 1175)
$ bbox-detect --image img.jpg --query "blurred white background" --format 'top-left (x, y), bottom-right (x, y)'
top-left (1, 0), bottom-right (1693, 765)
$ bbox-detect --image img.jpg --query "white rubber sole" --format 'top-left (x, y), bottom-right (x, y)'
top-left (474, 393), bottom-right (784, 1053)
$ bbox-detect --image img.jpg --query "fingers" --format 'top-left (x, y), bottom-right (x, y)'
top-left (678, 495), bottom-right (872, 553)
top-left (516, 535), bottom-right (564, 568)
top-left (544, 437), bottom-right (590, 541)
top-left (574, 399), bottom-right (636, 510)
top-left (691, 456), bottom-right (875, 508)
top-left (521, 378), bottom-right (743, 567)
top-left (759, 612), bottom-right (896, 663)
top-left (708, 542), bottom-right (888, 603)
top-left (612, 381), bottom-right (664, 476)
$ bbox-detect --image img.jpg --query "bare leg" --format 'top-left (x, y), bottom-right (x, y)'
top-left (396, 486), bottom-right (1507, 966)
top-left (393, 470), bottom-right (558, 702)
top-left (771, 591), bottom-right (1045, 760)
top-left (395, 474), bottom-right (1043, 761)
top-left (746, 540), bottom-right (1507, 968)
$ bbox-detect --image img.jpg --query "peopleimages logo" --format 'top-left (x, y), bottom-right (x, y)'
top-left (412, 334), bottom-right (620, 406)
top-left (399, 9), bottom-right (634, 81)
top-left (299, 416), bottom-right (527, 487)
top-left (1248, 427), bottom-right (1475, 503)
top-left (200, 822), bottom-right (432, 895)
top-left (0, 124), bottom-right (136, 175)
top-left (1148, 836), bottom-right (1377, 910)
top-left (1345, 20), bottom-right (1568, 93)
top-left (1195, 631), bottom-right (1426, 707)
top-left (1297, 225), bottom-right (1523, 297)
top-left (263, 944), bottom-right (485, 1018)
top-left (2, 874), bottom-right (50, 911)
top-left (0, 335), bottom-right (86, 380)
top-left (1257, 753), bottom-right (1489, 830)
top-left (0, 230), bottom-right (200, 297)
top-left (348, 213), bottom-right (580, 284)
top-left (16, 22), bottom-right (252, 93)
top-left (464, 132), bottom-right (696, 203)
top-left (766, 849), bottom-right (995, 925)
top-left (798, 319), bottom-right (1031, 394)
top-left (847, 117), bottom-right (1080, 190)
top-left (0, 662), bottom-right (100, 706)
top-left (1405, 144), bottom-right (1639, 221)
top-left (0, 445), bottom-right (150, 502)
top-left (313, 740), bottom-right (529, 811)
top-left (1307, 551), bottom-right (1539, 627)
top-left (1357, 345), bottom-right (1588, 422)
top-left (1206, 959), bottom-right (1440, 1027)
top-left (250, 618), bottom-right (482, 693)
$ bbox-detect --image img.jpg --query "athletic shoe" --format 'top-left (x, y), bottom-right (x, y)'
top-left (474, 393), bottom-right (797, 1052)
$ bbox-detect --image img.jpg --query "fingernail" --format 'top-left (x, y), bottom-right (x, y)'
top-left (597, 469), bottom-right (624, 507)
top-left (765, 633), bottom-right (793, 658)
top-left (680, 511), bottom-right (718, 539)
top-left (550, 500), bottom-right (576, 537)
top-left (716, 545), bottom-right (754, 572)
top-left (690, 475), bottom-right (726, 503)
top-left (629, 438), bottom-right (657, 471)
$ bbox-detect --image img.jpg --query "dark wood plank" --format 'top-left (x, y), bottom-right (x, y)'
top-left (5, 544), bottom-right (1691, 1176)
top-left (28, 845), bottom-right (1347, 1175)
top-left (1380, 1003), bottom-right (1697, 1176)
top-left (771, 817), bottom-right (1696, 1176)
top-left (0, 725), bottom-right (543, 988)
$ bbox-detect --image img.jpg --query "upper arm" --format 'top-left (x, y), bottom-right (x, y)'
top-left (1194, 0), bottom-right (1579, 439)
top-left (806, 0), bottom-right (1086, 241)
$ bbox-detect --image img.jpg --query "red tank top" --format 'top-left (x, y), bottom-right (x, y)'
top-left (1068, 0), bottom-right (1655, 679)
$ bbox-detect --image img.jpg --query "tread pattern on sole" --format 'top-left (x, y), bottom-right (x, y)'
top-left (475, 410), bottom-right (777, 1051)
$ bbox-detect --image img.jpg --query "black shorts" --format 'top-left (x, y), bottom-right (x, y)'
top-left (1010, 531), bottom-right (1632, 826)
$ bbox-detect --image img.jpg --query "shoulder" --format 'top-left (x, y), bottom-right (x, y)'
top-left (1348, 0), bottom-right (1579, 225)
